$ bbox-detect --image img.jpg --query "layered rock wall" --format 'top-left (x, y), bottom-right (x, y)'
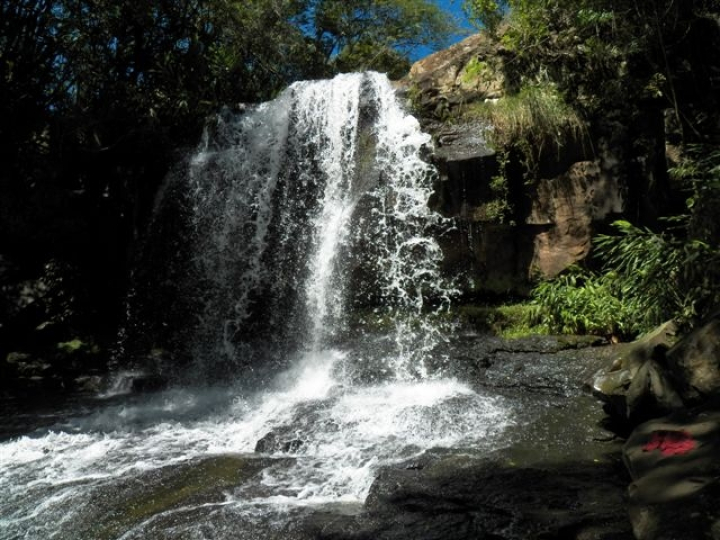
top-left (401, 33), bottom-right (653, 295)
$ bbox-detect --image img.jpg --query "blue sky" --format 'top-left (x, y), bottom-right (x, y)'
top-left (410, 0), bottom-right (476, 61)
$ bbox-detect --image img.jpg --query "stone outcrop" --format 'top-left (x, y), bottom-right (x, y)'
top-left (317, 455), bottom-right (633, 540)
top-left (665, 316), bottom-right (720, 404)
top-left (406, 33), bottom-right (506, 118)
top-left (591, 321), bottom-right (681, 423)
top-left (528, 160), bottom-right (624, 277)
top-left (401, 33), bottom-right (654, 294)
top-left (593, 314), bottom-right (720, 423)
top-left (594, 315), bottom-right (720, 540)
top-left (623, 409), bottom-right (720, 540)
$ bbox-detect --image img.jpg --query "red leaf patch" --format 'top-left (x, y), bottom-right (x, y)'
top-left (642, 430), bottom-right (696, 456)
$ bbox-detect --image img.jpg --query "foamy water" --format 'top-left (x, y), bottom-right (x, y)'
top-left (0, 72), bottom-right (500, 539)
top-left (0, 350), bottom-right (512, 539)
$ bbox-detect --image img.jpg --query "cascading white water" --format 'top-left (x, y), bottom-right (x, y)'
top-left (179, 72), bottom-right (453, 376)
top-left (0, 73), bottom-right (512, 540)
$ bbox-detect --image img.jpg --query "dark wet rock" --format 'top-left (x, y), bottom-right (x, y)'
top-left (254, 401), bottom-right (340, 455)
top-left (129, 373), bottom-right (167, 393)
top-left (623, 409), bottom-right (720, 540)
top-left (479, 334), bottom-right (607, 354)
top-left (665, 314), bottom-right (720, 404)
top-left (256, 431), bottom-right (305, 453)
top-left (99, 369), bottom-right (168, 397)
top-left (431, 333), bottom-right (611, 396)
top-left (591, 321), bottom-right (680, 423)
top-left (74, 374), bottom-right (103, 393)
top-left (624, 359), bottom-right (683, 422)
top-left (430, 121), bottom-right (495, 163)
top-left (315, 453), bottom-right (633, 540)
top-left (71, 453), bottom-right (290, 539)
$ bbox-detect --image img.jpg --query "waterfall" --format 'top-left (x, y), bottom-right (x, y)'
top-left (140, 72), bottom-right (453, 379)
top-left (0, 73), bottom-right (515, 540)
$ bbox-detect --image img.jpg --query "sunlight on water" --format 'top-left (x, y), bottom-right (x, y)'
top-left (0, 349), bottom-right (513, 539)
top-left (1, 73), bottom-right (506, 539)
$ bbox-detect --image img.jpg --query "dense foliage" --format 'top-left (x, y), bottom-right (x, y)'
top-left (465, 76), bottom-right (584, 178)
top-left (1, 0), bottom-right (454, 188)
top-left (458, 0), bottom-right (720, 336)
top-left (0, 0), bottom-right (453, 264)
top-left (529, 220), bottom-right (720, 338)
top-left (462, 0), bottom-right (720, 140)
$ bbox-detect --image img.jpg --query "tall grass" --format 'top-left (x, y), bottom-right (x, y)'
top-left (465, 77), bottom-right (585, 159)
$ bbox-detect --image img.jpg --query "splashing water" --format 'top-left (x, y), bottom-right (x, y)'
top-left (0, 73), bottom-right (512, 539)
top-left (135, 71), bottom-right (455, 378)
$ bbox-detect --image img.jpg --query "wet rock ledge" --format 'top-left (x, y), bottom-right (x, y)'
top-left (307, 336), bottom-right (635, 540)
top-left (312, 452), bottom-right (632, 540)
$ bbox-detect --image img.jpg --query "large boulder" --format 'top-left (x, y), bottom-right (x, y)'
top-left (596, 315), bottom-right (720, 539)
top-left (623, 410), bottom-right (720, 540)
top-left (665, 314), bottom-right (720, 404)
top-left (314, 454), bottom-right (633, 540)
top-left (405, 33), bottom-right (506, 117)
top-left (591, 321), bottom-right (681, 423)
top-left (593, 315), bottom-right (720, 425)
top-left (401, 33), bottom-right (635, 294)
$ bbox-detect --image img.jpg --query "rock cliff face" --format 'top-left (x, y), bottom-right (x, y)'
top-left (400, 33), bottom-right (640, 294)
top-left (527, 160), bottom-right (624, 277)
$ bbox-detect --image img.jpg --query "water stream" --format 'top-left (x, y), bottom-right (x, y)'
top-left (0, 73), bottom-right (513, 539)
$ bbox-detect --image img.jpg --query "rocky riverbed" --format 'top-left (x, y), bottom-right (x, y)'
top-left (312, 335), bottom-right (634, 540)
top-left (1, 335), bottom-right (636, 540)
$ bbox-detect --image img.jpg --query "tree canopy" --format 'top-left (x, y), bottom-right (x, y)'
top-left (0, 0), bottom-right (456, 354)
top-left (0, 0), bottom-right (454, 187)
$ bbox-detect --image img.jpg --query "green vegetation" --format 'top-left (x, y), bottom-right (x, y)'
top-left (528, 266), bottom-right (633, 337)
top-left (456, 0), bottom-right (720, 338)
top-left (526, 141), bottom-right (720, 339)
top-left (484, 171), bottom-right (513, 223)
top-left (1, 0), bottom-right (454, 189)
top-left (465, 77), bottom-right (584, 170)
top-left (460, 77), bottom-right (584, 221)
top-left (670, 145), bottom-right (720, 245)
top-left (461, 57), bottom-right (490, 85)
top-left (456, 303), bottom-right (539, 337)
top-left (461, 0), bottom-right (719, 135)
top-left (527, 220), bottom-right (720, 339)
top-left (56, 338), bottom-right (85, 354)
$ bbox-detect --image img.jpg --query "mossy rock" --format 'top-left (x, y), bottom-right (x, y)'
top-left (78, 454), bottom-right (288, 539)
top-left (455, 303), bottom-right (540, 338)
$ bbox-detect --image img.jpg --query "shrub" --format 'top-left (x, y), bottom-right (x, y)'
top-left (528, 266), bottom-right (636, 337)
top-left (464, 77), bottom-right (584, 170)
top-left (595, 220), bottom-right (720, 331)
top-left (528, 220), bottom-right (720, 338)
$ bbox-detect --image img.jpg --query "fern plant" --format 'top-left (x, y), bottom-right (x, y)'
top-left (528, 265), bottom-right (636, 337)
top-left (528, 220), bottom-right (720, 338)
